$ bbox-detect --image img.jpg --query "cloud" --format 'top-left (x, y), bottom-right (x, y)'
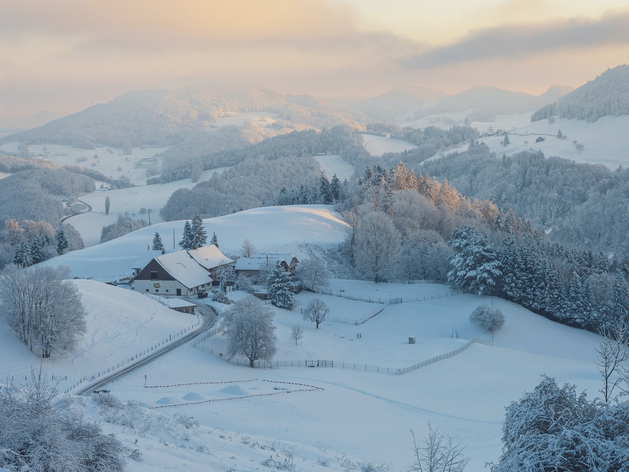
top-left (401, 10), bottom-right (629, 70)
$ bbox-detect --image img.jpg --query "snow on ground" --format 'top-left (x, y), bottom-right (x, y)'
top-left (361, 133), bottom-right (417, 156)
top-left (104, 283), bottom-right (602, 472)
top-left (0, 142), bottom-right (168, 185)
top-left (44, 205), bottom-right (349, 281)
top-left (313, 154), bottom-right (355, 181)
top-left (69, 167), bottom-right (230, 247)
top-left (213, 111), bottom-right (279, 127)
top-left (0, 171), bottom-right (10, 179)
top-left (0, 279), bottom-right (196, 394)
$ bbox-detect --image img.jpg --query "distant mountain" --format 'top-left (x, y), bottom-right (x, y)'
top-left (344, 85), bottom-right (446, 122)
top-left (0, 110), bottom-right (60, 134)
top-left (0, 84), bottom-right (368, 150)
top-left (555, 64), bottom-right (629, 122)
top-left (418, 85), bottom-right (570, 117)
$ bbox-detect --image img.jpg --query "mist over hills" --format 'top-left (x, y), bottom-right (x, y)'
top-left (0, 84), bottom-right (368, 151)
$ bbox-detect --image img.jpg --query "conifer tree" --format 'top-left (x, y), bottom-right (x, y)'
top-left (29, 237), bottom-right (45, 265)
top-left (191, 212), bottom-right (207, 249)
top-left (210, 231), bottom-right (218, 248)
top-left (152, 232), bottom-right (164, 251)
top-left (179, 220), bottom-right (194, 250)
top-left (266, 263), bottom-right (294, 310)
top-left (55, 228), bottom-right (69, 255)
top-left (12, 241), bottom-right (32, 267)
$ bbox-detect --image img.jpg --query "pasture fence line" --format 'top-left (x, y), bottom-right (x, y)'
top-left (195, 335), bottom-right (493, 376)
top-left (310, 286), bottom-right (462, 305)
top-left (62, 316), bottom-right (202, 395)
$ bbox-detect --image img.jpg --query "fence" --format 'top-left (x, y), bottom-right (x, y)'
top-left (328, 304), bottom-right (387, 326)
top-left (311, 286), bottom-right (461, 305)
top-left (63, 317), bottom-right (203, 395)
top-left (195, 334), bottom-right (492, 376)
top-left (395, 338), bottom-right (493, 375)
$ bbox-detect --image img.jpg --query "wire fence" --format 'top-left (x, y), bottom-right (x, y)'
top-left (196, 331), bottom-right (493, 376)
top-left (328, 304), bottom-right (387, 326)
top-left (62, 317), bottom-right (203, 394)
top-left (310, 286), bottom-right (462, 305)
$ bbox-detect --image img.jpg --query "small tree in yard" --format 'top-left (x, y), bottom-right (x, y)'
top-left (303, 298), bottom-right (329, 329)
top-left (222, 298), bottom-right (277, 367)
top-left (296, 257), bottom-right (329, 290)
top-left (290, 326), bottom-right (303, 345)
top-left (179, 220), bottom-right (193, 250)
top-left (267, 263), bottom-right (294, 310)
top-left (409, 422), bottom-right (469, 472)
top-left (469, 304), bottom-right (505, 341)
top-left (210, 231), bottom-right (219, 248)
top-left (151, 232), bottom-right (164, 251)
top-left (191, 212), bottom-right (207, 249)
top-left (240, 239), bottom-right (256, 257)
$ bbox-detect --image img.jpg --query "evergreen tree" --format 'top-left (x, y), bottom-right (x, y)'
top-left (179, 220), bottom-right (194, 250)
top-left (105, 196), bottom-right (111, 215)
top-left (330, 174), bottom-right (341, 202)
top-left (55, 228), bottom-right (69, 255)
top-left (152, 232), bottom-right (164, 251)
top-left (502, 134), bottom-right (510, 146)
top-left (448, 226), bottom-right (502, 295)
top-left (210, 231), bottom-right (219, 248)
top-left (266, 263), bottom-right (294, 310)
top-left (319, 172), bottom-right (332, 204)
top-left (29, 237), bottom-right (45, 265)
top-left (12, 241), bottom-right (32, 267)
top-left (191, 212), bottom-right (207, 249)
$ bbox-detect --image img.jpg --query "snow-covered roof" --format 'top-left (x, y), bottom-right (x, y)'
top-left (234, 253), bottom-right (295, 271)
top-left (188, 245), bottom-right (233, 271)
top-left (155, 251), bottom-right (213, 289)
top-left (167, 298), bottom-right (196, 309)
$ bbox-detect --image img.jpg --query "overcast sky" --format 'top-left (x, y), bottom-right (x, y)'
top-left (0, 0), bottom-right (628, 118)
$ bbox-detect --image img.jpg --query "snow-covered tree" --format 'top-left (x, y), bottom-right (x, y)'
top-left (210, 231), bottom-right (219, 248)
top-left (595, 322), bottom-right (629, 402)
top-left (353, 211), bottom-right (401, 283)
top-left (191, 212), bottom-right (207, 249)
top-left (240, 239), bottom-right (256, 257)
top-left (296, 257), bottom-right (329, 290)
top-left (302, 298), bottom-right (329, 329)
top-left (222, 298), bottom-right (277, 367)
top-left (493, 376), bottom-right (629, 472)
top-left (11, 240), bottom-right (32, 267)
top-left (151, 232), bottom-right (164, 251)
top-left (448, 226), bottom-right (502, 295)
top-left (469, 304), bottom-right (505, 339)
top-left (502, 134), bottom-right (510, 146)
top-left (55, 228), bottom-right (69, 255)
top-left (409, 422), bottom-right (469, 472)
top-left (0, 265), bottom-right (87, 358)
top-left (290, 326), bottom-right (303, 345)
top-left (179, 220), bottom-right (193, 250)
top-left (266, 263), bottom-right (295, 310)
top-left (105, 195), bottom-right (111, 215)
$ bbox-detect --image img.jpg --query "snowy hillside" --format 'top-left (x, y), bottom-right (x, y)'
top-left (44, 205), bottom-right (349, 281)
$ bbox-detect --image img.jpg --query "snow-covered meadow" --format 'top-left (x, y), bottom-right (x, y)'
top-left (5, 205), bottom-right (602, 471)
top-left (361, 133), bottom-right (417, 156)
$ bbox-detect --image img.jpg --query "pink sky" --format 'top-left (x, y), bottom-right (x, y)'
top-left (0, 0), bottom-right (628, 118)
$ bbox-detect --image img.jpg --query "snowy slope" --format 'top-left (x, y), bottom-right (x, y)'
top-left (361, 133), bottom-right (417, 156)
top-left (44, 205), bottom-right (349, 281)
top-left (0, 279), bottom-right (196, 394)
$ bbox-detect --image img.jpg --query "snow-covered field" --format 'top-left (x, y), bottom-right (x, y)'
top-left (0, 142), bottom-right (168, 186)
top-left (45, 205), bottom-right (349, 281)
top-left (69, 167), bottom-right (230, 247)
top-left (214, 111), bottom-right (279, 127)
top-left (0, 280), bottom-right (197, 394)
top-left (5, 203), bottom-right (606, 471)
top-left (361, 133), bottom-right (417, 156)
top-left (314, 154), bottom-right (355, 181)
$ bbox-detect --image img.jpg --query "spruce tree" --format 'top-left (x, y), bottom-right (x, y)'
top-left (12, 241), bottom-right (32, 267)
top-left (210, 231), bottom-right (218, 248)
top-left (266, 263), bottom-right (294, 310)
top-left (191, 212), bottom-right (207, 249)
top-left (55, 228), bottom-right (69, 255)
top-left (179, 220), bottom-right (194, 250)
top-left (30, 237), bottom-right (45, 265)
top-left (330, 174), bottom-right (341, 202)
top-left (152, 232), bottom-right (164, 251)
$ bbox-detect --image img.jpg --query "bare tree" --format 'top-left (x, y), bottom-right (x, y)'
top-left (222, 298), bottom-right (276, 367)
top-left (290, 326), bottom-right (303, 345)
top-left (409, 423), bottom-right (469, 472)
top-left (354, 211), bottom-right (401, 283)
top-left (303, 298), bottom-right (329, 329)
top-left (240, 239), bottom-right (256, 257)
top-left (595, 322), bottom-right (629, 402)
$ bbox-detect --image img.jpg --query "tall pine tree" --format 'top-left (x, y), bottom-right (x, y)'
top-left (266, 263), bottom-right (294, 310)
top-left (191, 212), bottom-right (207, 249)
top-left (179, 220), bottom-right (194, 250)
top-left (152, 232), bottom-right (164, 251)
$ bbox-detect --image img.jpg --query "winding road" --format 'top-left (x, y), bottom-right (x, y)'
top-left (75, 304), bottom-right (216, 396)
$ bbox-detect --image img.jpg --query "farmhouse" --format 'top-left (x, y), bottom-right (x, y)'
top-left (133, 245), bottom-right (232, 296)
top-left (234, 253), bottom-right (299, 277)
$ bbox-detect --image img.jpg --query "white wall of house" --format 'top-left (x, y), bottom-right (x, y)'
top-left (134, 279), bottom-right (211, 297)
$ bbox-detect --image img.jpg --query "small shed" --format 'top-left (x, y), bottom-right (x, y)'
top-left (166, 298), bottom-right (196, 315)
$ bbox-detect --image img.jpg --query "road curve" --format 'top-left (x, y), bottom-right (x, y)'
top-left (76, 304), bottom-right (216, 396)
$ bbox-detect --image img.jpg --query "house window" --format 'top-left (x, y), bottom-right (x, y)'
top-left (165, 289), bottom-right (169, 292)
top-left (155, 289), bottom-right (159, 293)
top-left (145, 289), bottom-right (149, 292)
top-left (176, 289), bottom-right (181, 296)
top-left (150, 271), bottom-right (158, 280)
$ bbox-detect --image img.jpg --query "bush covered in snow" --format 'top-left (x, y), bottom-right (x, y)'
top-left (469, 304), bottom-right (505, 335)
